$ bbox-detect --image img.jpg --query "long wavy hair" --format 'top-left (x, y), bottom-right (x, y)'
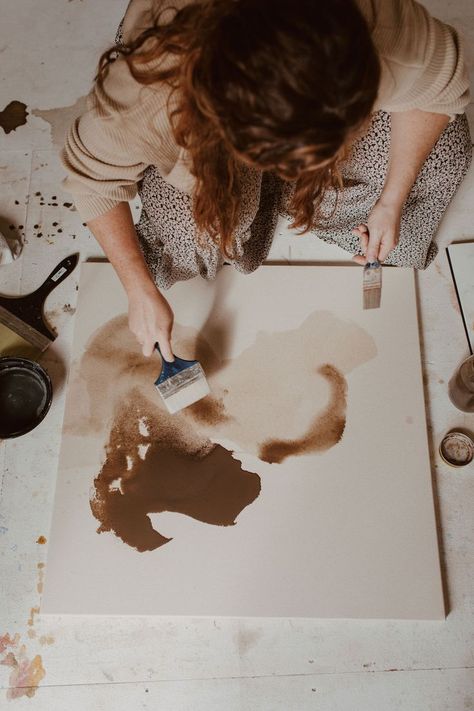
top-left (97, 0), bottom-right (380, 258)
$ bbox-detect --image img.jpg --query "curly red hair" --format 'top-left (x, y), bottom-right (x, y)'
top-left (98, 0), bottom-right (380, 258)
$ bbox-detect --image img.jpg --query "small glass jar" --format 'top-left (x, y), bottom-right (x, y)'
top-left (448, 355), bottom-right (474, 413)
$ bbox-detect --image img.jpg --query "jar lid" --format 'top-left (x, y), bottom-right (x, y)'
top-left (439, 431), bottom-right (474, 468)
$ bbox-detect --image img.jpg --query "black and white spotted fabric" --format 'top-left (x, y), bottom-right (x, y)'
top-left (281, 110), bottom-right (472, 270)
top-left (115, 24), bottom-right (472, 289)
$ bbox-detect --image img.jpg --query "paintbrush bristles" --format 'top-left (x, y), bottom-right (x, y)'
top-left (155, 362), bottom-right (210, 414)
top-left (0, 306), bottom-right (50, 352)
top-left (363, 261), bottom-right (382, 310)
top-left (158, 376), bottom-right (210, 414)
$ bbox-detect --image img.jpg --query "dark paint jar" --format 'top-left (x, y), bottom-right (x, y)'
top-left (0, 357), bottom-right (53, 438)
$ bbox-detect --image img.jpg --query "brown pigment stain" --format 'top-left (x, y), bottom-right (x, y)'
top-left (36, 535), bottom-right (47, 545)
top-left (37, 563), bottom-right (44, 595)
top-left (1, 648), bottom-right (45, 700)
top-left (182, 310), bottom-right (377, 461)
top-left (90, 391), bottom-right (260, 552)
top-left (0, 101), bottom-right (28, 134)
top-left (39, 635), bottom-right (54, 647)
top-left (64, 314), bottom-right (223, 438)
top-left (0, 634), bottom-right (20, 654)
top-left (71, 310), bottom-right (376, 550)
top-left (259, 364), bottom-right (347, 464)
top-left (188, 394), bottom-right (231, 426)
top-left (27, 607), bottom-right (39, 627)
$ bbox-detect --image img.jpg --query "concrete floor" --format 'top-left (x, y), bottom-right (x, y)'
top-left (1, 0), bottom-right (474, 708)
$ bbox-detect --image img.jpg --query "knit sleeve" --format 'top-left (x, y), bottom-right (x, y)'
top-left (61, 54), bottom-right (179, 222)
top-left (62, 112), bottom-right (148, 222)
top-left (372, 0), bottom-right (470, 118)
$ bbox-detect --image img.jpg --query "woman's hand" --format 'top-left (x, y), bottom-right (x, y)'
top-left (128, 284), bottom-right (174, 361)
top-left (352, 200), bottom-right (402, 265)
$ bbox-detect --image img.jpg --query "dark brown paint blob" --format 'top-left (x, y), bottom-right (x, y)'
top-left (90, 393), bottom-right (260, 552)
top-left (36, 536), bottom-right (47, 545)
top-left (259, 364), bottom-right (347, 464)
top-left (0, 101), bottom-right (28, 134)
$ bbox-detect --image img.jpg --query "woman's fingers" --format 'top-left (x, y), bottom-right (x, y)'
top-left (354, 201), bottom-right (401, 264)
top-left (354, 226), bottom-right (396, 263)
top-left (378, 231), bottom-right (398, 262)
top-left (142, 337), bottom-right (173, 360)
top-left (365, 229), bottom-right (383, 263)
top-left (353, 224), bottom-right (369, 256)
top-left (128, 286), bottom-right (175, 361)
top-left (142, 339), bottom-right (156, 358)
top-left (156, 333), bottom-right (174, 362)
top-left (140, 330), bottom-right (173, 360)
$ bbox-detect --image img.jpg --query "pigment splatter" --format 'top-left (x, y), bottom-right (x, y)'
top-left (0, 101), bottom-right (28, 134)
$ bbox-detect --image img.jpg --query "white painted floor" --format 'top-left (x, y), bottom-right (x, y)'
top-left (1, 0), bottom-right (474, 708)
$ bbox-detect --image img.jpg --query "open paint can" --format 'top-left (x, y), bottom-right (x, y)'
top-left (0, 357), bottom-right (53, 439)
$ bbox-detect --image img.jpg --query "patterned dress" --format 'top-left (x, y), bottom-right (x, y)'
top-left (116, 22), bottom-right (472, 289)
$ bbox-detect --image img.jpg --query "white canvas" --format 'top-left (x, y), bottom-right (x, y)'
top-left (42, 263), bottom-right (444, 619)
top-left (447, 241), bottom-right (474, 353)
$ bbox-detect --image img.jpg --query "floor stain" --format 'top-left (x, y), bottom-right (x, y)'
top-left (0, 101), bottom-right (28, 134)
top-left (0, 648), bottom-right (45, 700)
top-left (27, 607), bottom-right (39, 628)
top-left (237, 626), bottom-right (263, 656)
top-left (31, 96), bottom-right (87, 152)
top-left (0, 559), bottom-right (53, 701)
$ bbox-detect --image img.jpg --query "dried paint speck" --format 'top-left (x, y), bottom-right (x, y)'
top-left (1, 649), bottom-right (45, 700)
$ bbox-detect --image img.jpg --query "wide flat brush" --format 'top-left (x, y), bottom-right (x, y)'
top-left (363, 260), bottom-right (382, 310)
top-left (154, 344), bottom-right (210, 414)
top-left (0, 253), bottom-right (79, 358)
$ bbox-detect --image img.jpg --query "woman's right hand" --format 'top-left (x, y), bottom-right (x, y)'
top-left (128, 284), bottom-right (174, 361)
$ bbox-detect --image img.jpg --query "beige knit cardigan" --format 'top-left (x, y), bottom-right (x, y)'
top-left (62, 0), bottom-right (471, 221)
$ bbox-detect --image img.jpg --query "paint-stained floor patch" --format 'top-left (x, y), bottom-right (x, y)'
top-left (31, 96), bottom-right (87, 151)
top-left (0, 101), bottom-right (28, 134)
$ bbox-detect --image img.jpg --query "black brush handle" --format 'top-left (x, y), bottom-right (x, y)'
top-left (29, 254), bottom-right (79, 301)
top-left (0, 253), bottom-right (79, 340)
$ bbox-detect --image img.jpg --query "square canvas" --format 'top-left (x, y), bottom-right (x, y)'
top-left (447, 242), bottom-right (474, 353)
top-left (42, 263), bottom-right (444, 619)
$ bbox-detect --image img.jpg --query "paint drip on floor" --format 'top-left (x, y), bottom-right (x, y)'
top-left (0, 101), bottom-right (28, 134)
top-left (0, 561), bottom-right (54, 700)
top-left (0, 648), bottom-right (45, 700)
top-left (31, 96), bottom-right (87, 152)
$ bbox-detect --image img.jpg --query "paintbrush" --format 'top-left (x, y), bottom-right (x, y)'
top-left (363, 260), bottom-right (382, 310)
top-left (0, 254), bottom-right (79, 358)
top-left (154, 344), bottom-right (210, 414)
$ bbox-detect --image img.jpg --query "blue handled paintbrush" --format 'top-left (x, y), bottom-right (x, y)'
top-left (154, 343), bottom-right (210, 414)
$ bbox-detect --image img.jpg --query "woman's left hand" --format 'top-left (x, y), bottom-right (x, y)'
top-left (352, 200), bottom-right (402, 265)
